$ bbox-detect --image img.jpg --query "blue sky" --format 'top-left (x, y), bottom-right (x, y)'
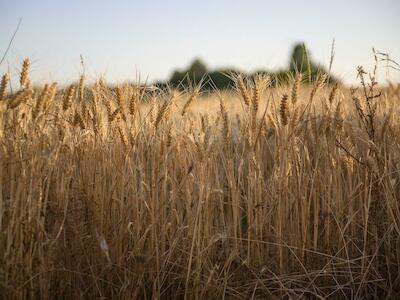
top-left (1, 0), bottom-right (399, 86)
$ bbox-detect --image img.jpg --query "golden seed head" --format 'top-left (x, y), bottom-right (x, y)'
top-left (328, 82), bottom-right (339, 104)
top-left (154, 93), bottom-right (175, 129)
top-left (181, 88), bottom-right (199, 116)
top-left (129, 89), bottom-right (138, 116)
top-left (73, 110), bottom-right (85, 129)
top-left (109, 108), bottom-right (120, 122)
top-left (63, 85), bottom-right (76, 111)
top-left (20, 58), bottom-right (30, 88)
top-left (280, 94), bottom-right (288, 126)
top-left (0, 73), bottom-right (9, 101)
top-left (219, 98), bottom-right (229, 144)
top-left (252, 79), bottom-right (259, 116)
top-left (7, 88), bottom-right (31, 109)
top-left (117, 125), bottom-right (128, 148)
top-left (291, 73), bottom-right (302, 105)
top-left (32, 83), bottom-right (50, 119)
top-left (236, 75), bottom-right (250, 106)
top-left (78, 74), bottom-right (85, 102)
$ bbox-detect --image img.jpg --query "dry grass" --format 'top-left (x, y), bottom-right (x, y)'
top-left (0, 59), bottom-right (400, 299)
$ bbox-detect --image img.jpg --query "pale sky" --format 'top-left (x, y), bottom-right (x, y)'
top-left (1, 0), bottom-right (399, 86)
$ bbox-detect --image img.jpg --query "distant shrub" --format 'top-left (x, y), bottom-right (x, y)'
top-left (166, 42), bottom-right (337, 90)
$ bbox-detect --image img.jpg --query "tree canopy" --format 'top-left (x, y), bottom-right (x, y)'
top-left (158, 42), bottom-right (337, 90)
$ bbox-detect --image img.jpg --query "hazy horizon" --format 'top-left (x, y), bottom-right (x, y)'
top-left (1, 0), bottom-right (399, 86)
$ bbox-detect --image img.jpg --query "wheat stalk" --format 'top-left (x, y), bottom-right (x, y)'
top-left (280, 94), bottom-right (288, 126)
top-left (0, 73), bottom-right (9, 102)
top-left (63, 85), bottom-right (76, 111)
top-left (20, 58), bottom-right (30, 88)
top-left (291, 73), bottom-right (302, 105)
top-left (154, 93), bottom-right (175, 129)
top-left (181, 88), bottom-right (199, 116)
top-left (236, 75), bottom-right (251, 106)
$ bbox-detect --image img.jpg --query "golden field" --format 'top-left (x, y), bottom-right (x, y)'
top-left (0, 60), bottom-right (400, 299)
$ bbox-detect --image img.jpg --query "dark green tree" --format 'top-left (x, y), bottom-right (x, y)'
top-left (187, 58), bottom-right (207, 79)
top-left (288, 42), bottom-right (337, 83)
top-left (165, 43), bottom-right (337, 90)
top-left (290, 43), bottom-right (311, 73)
top-left (168, 58), bottom-right (208, 88)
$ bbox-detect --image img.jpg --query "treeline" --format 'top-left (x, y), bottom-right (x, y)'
top-left (155, 42), bottom-right (337, 90)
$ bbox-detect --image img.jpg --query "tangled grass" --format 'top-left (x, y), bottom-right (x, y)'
top-left (0, 59), bottom-right (400, 299)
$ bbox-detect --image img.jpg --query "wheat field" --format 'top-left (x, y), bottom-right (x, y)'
top-left (0, 59), bottom-right (400, 299)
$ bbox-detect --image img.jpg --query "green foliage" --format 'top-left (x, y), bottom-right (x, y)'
top-left (289, 42), bottom-right (337, 83)
top-left (290, 43), bottom-right (311, 73)
top-left (165, 43), bottom-right (337, 90)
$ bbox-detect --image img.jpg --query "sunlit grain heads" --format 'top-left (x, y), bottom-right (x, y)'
top-left (7, 88), bottom-right (32, 110)
top-left (32, 83), bottom-right (49, 119)
top-left (109, 108), bottom-right (120, 123)
top-left (219, 98), bottom-right (229, 144)
top-left (181, 88), bottom-right (199, 116)
top-left (20, 58), bottom-right (30, 88)
top-left (30, 82), bottom-right (57, 117)
top-left (155, 101), bottom-right (169, 130)
top-left (328, 82), bottom-right (339, 104)
top-left (73, 110), bottom-right (85, 129)
top-left (333, 100), bottom-right (343, 131)
top-left (91, 85), bottom-right (99, 104)
top-left (116, 87), bottom-right (128, 122)
top-left (63, 85), bottom-right (76, 111)
top-left (90, 86), bottom-right (101, 123)
top-left (252, 78), bottom-right (260, 117)
top-left (166, 125), bottom-right (173, 148)
top-left (78, 74), bottom-right (85, 102)
top-left (200, 114), bottom-right (209, 133)
top-left (116, 86), bottom-right (123, 108)
top-left (0, 73), bottom-right (9, 102)
top-left (102, 99), bottom-right (112, 120)
top-left (289, 106), bottom-right (299, 130)
top-left (235, 75), bottom-right (251, 106)
top-left (117, 125), bottom-right (128, 148)
top-left (154, 93), bottom-right (175, 130)
top-left (129, 88), bottom-right (138, 116)
top-left (147, 101), bottom-right (155, 125)
top-left (2, 58), bottom-right (400, 299)
top-left (280, 94), bottom-right (288, 126)
top-left (291, 73), bottom-right (302, 105)
top-left (47, 82), bottom-right (58, 108)
top-left (310, 74), bottom-right (327, 102)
